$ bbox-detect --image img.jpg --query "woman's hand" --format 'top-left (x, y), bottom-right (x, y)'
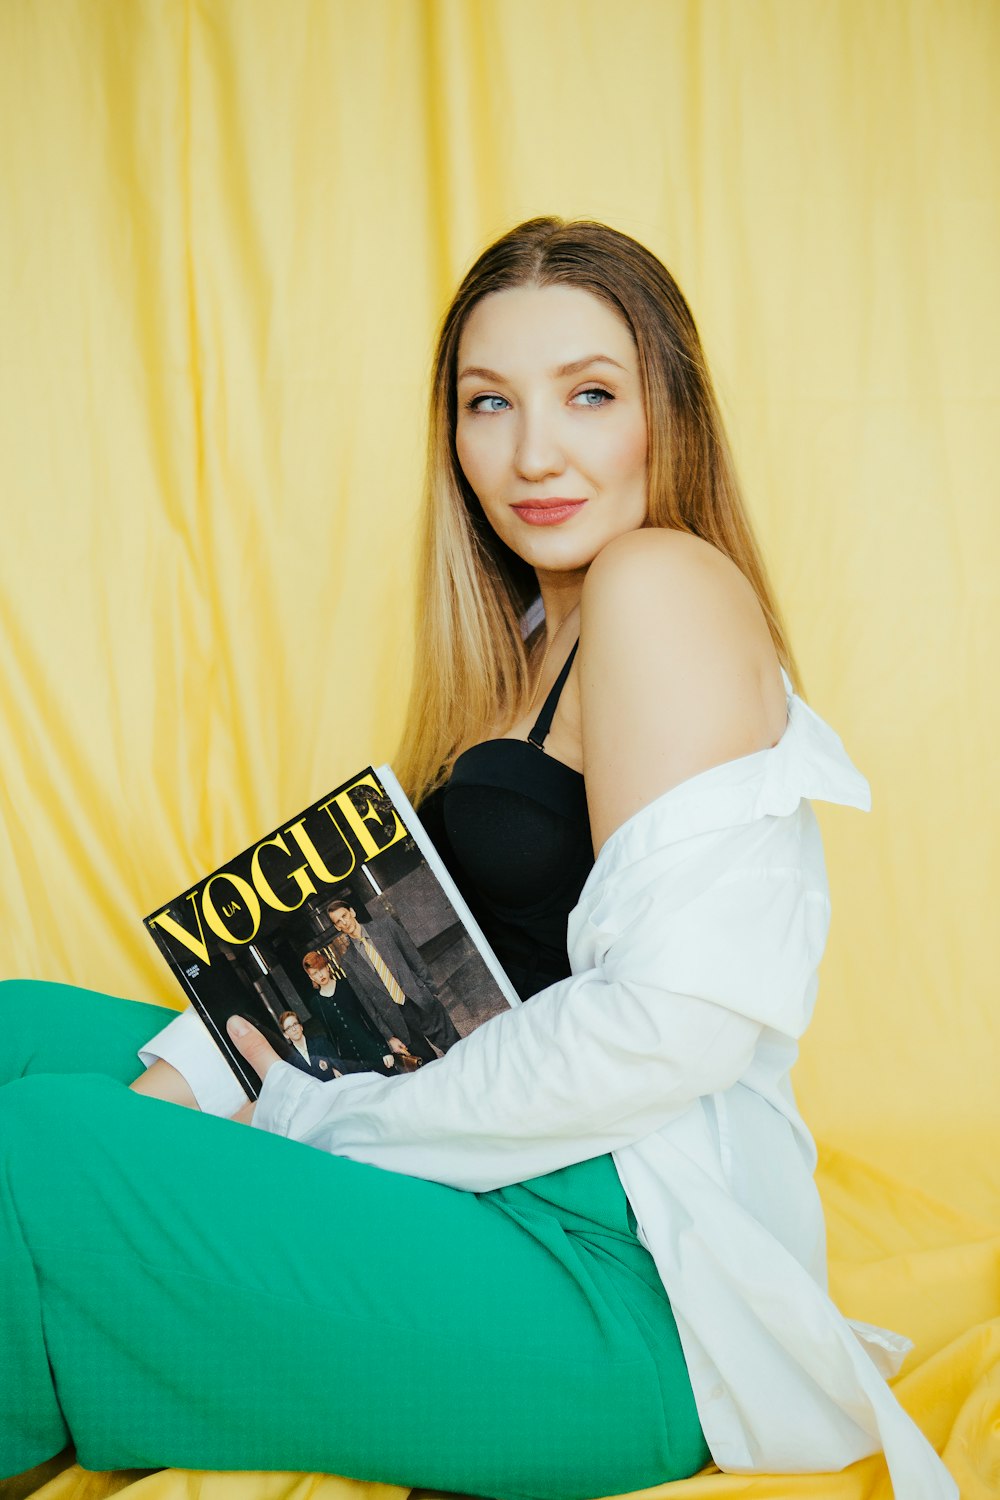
top-left (226, 1015), bottom-right (283, 1125)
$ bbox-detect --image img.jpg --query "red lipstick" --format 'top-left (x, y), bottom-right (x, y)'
top-left (510, 498), bottom-right (588, 526)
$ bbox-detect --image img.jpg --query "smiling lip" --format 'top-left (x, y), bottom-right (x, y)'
top-left (510, 498), bottom-right (588, 526)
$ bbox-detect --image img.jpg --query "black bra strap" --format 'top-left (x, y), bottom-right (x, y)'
top-left (527, 640), bottom-right (579, 750)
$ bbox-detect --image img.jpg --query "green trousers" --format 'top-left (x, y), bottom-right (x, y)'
top-left (0, 978), bottom-right (710, 1500)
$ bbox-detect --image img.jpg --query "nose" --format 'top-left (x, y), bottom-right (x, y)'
top-left (514, 402), bottom-right (566, 483)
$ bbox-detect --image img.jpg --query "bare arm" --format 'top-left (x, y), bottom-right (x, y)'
top-left (129, 1058), bottom-right (201, 1110)
top-left (578, 528), bottom-right (786, 855)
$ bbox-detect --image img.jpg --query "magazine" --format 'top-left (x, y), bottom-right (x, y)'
top-left (144, 765), bottom-right (519, 1099)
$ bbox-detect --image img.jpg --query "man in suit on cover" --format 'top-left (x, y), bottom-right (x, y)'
top-left (325, 898), bottom-right (461, 1061)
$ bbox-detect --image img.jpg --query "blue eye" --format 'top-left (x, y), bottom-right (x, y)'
top-left (466, 394), bottom-right (510, 413)
top-left (464, 386), bottom-right (614, 413)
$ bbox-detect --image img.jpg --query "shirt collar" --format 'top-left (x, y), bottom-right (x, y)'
top-left (593, 668), bottom-right (871, 869)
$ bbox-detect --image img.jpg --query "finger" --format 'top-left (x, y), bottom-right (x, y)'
top-left (226, 1015), bottom-right (282, 1082)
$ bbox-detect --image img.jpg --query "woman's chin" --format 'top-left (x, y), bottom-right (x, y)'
top-left (516, 522), bottom-right (645, 576)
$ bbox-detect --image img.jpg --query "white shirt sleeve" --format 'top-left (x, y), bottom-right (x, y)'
top-left (252, 811), bottom-right (830, 1191)
top-left (138, 1006), bottom-right (248, 1117)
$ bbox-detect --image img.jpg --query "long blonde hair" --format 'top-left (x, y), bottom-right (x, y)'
top-left (396, 216), bottom-right (800, 806)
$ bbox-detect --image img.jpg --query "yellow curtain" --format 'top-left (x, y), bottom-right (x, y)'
top-left (1, 3), bottom-right (996, 1498)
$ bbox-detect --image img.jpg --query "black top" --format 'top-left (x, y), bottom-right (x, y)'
top-left (419, 641), bottom-right (594, 1000)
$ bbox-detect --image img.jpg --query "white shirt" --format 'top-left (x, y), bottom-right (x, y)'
top-left (248, 670), bottom-right (957, 1499)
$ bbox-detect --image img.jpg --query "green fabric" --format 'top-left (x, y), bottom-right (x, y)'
top-left (0, 979), bottom-right (709, 1500)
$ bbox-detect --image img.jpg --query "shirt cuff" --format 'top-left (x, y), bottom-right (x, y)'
top-left (253, 1058), bottom-right (376, 1140)
top-left (252, 1060), bottom-right (318, 1136)
top-left (137, 1006), bottom-right (248, 1117)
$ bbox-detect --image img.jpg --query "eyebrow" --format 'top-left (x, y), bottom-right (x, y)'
top-left (457, 353), bottom-right (627, 384)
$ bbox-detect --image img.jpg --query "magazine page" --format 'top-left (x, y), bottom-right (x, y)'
top-left (144, 766), bottom-right (518, 1099)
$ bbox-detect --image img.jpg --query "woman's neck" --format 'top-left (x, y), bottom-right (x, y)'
top-left (534, 566), bottom-right (585, 644)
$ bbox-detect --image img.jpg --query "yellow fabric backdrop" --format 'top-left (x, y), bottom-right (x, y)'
top-left (0, 2), bottom-right (996, 1498)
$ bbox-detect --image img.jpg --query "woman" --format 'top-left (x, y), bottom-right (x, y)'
top-left (0, 218), bottom-right (955, 1500)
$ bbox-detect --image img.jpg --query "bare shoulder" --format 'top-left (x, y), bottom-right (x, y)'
top-left (582, 525), bottom-right (748, 609)
top-left (579, 528), bottom-right (787, 853)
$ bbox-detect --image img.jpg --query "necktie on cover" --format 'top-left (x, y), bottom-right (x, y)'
top-left (359, 933), bottom-right (406, 1006)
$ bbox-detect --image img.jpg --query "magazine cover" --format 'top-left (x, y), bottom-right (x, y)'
top-left (144, 765), bottom-right (518, 1099)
